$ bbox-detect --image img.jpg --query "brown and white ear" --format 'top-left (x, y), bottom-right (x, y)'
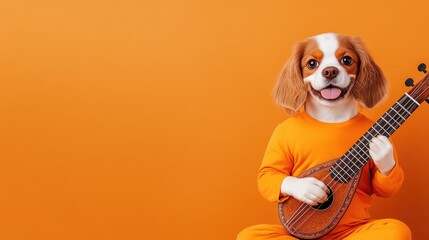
top-left (272, 42), bottom-right (307, 114)
top-left (349, 37), bottom-right (388, 108)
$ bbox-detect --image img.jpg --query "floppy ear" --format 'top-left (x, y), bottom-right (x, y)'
top-left (349, 37), bottom-right (388, 108)
top-left (272, 42), bottom-right (307, 114)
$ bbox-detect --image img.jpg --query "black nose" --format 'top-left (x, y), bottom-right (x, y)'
top-left (322, 67), bottom-right (339, 80)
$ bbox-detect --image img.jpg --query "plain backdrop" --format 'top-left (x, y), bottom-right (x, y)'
top-left (1, 0), bottom-right (428, 239)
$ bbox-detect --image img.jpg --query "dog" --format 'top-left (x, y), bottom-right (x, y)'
top-left (237, 33), bottom-right (411, 239)
top-left (273, 32), bottom-right (387, 122)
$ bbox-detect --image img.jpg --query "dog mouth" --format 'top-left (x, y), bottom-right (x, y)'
top-left (311, 85), bottom-right (351, 101)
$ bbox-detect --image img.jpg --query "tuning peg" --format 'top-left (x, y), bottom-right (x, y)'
top-left (405, 78), bottom-right (415, 87)
top-left (418, 63), bottom-right (427, 74)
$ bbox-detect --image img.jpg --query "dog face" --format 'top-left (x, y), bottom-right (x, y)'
top-left (273, 33), bottom-right (388, 113)
top-left (302, 33), bottom-right (359, 106)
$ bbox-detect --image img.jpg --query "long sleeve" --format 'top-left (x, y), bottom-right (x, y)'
top-left (371, 145), bottom-right (404, 197)
top-left (257, 125), bottom-right (294, 203)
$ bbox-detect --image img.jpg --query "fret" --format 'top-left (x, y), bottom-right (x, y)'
top-left (383, 111), bottom-right (401, 128)
top-left (364, 131), bottom-right (376, 141)
top-left (390, 107), bottom-right (406, 121)
top-left (347, 148), bottom-right (359, 165)
top-left (337, 170), bottom-right (348, 183)
top-left (374, 121), bottom-right (391, 135)
top-left (343, 154), bottom-right (360, 170)
top-left (357, 138), bottom-right (368, 150)
top-left (371, 126), bottom-right (383, 136)
top-left (344, 151), bottom-right (365, 167)
top-left (335, 163), bottom-right (352, 179)
top-left (341, 156), bottom-right (360, 174)
top-left (331, 93), bottom-right (421, 182)
top-left (330, 168), bottom-right (348, 183)
top-left (379, 116), bottom-right (397, 132)
top-left (395, 102), bottom-right (412, 116)
top-left (398, 94), bottom-right (419, 114)
top-left (361, 134), bottom-right (370, 142)
top-left (353, 142), bottom-right (370, 159)
top-left (405, 92), bottom-right (420, 106)
top-left (393, 102), bottom-right (411, 117)
top-left (332, 151), bottom-right (361, 181)
top-left (349, 143), bottom-right (369, 163)
top-left (331, 161), bottom-right (354, 183)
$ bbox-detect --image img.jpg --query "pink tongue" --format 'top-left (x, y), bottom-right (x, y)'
top-left (320, 88), bottom-right (342, 100)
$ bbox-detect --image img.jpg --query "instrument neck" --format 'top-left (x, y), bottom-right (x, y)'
top-left (330, 93), bottom-right (420, 182)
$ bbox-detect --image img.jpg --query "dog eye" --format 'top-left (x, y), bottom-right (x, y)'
top-left (307, 59), bottom-right (319, 69)
top-left (341, 56), bottom-right (353, 66)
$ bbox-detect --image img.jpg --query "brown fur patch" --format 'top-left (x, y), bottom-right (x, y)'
top-left (336, 35), bottom-right (360, 80)
top-left (300, 38), bottom-right (323, 79)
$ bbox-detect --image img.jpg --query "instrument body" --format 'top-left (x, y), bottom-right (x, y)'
top-left (278, 159), bottom-right (361, 239)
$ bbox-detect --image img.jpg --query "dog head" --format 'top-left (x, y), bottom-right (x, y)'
top-left (273, 33), bottom-right (387, 113)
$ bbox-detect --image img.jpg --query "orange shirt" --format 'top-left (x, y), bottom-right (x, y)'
top-left (258, 110), bottom-right (404, 227)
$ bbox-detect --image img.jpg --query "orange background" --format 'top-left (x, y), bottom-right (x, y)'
top-left (0, 0), bottom-right (428, 239)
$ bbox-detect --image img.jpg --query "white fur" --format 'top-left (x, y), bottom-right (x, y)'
top-left (304, 33), bottom-right (357, 123)
top-left (303, 33), bottom-right (351, 91)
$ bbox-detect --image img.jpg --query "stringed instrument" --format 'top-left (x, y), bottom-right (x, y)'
top-left (278, 63), bottom-right (429, 239)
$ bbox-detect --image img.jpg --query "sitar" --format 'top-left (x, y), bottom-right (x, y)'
top-left (278, 63), bottom-right (429, 239)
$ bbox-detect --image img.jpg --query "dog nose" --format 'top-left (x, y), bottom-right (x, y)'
top-left (322, 67), bottom-right (339, 80)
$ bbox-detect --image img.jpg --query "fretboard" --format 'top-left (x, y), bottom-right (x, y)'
top-left (330, 93), bottom-right (420, 183)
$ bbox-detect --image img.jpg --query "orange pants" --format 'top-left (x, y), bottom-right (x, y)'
top-left (237, 219), bottom-right (411, 240)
